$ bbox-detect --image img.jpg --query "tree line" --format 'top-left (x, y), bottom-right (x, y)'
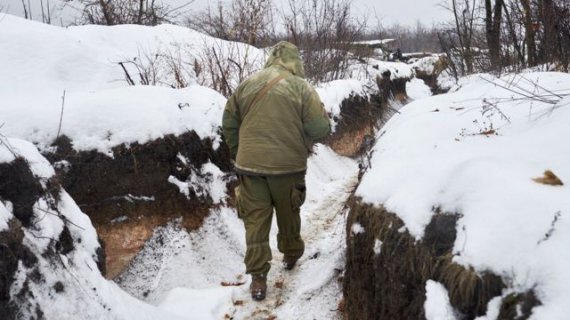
top-left (15, 0), bottom-right (570, 79)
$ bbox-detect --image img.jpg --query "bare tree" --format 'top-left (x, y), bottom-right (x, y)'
top-left (519, 0), bottom-right (537, 66)
top-left (20, 0), bottom-right (30, 19)
top-left (438, 0), bottom-right (484, 76)
top-left (500, 1), bottom-right (525, 68)
top-left (484, 0), bottom-right (504, 71)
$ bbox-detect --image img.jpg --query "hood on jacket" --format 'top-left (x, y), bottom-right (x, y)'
top-left (264, 41), bottom-right (306, 78)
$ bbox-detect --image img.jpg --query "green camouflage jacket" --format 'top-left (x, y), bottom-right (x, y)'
top-left (222, 41), bottom-right (330, 175)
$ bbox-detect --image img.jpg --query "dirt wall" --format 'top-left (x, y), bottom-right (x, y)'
top-left (45, 131), bottom-right (233, 278)
top-left (326, 75), bottom-right (409, 158)
top-left (343, 198), bottom-right (538, 319)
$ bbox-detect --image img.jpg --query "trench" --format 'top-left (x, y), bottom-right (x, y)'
top-left (22, 73), bottom-right (534, 319)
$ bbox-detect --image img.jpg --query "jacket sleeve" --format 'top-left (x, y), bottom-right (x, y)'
top-left (222, 93), bottom-right (241, 160)
top-left (302, 85), bottom-right (330, 142)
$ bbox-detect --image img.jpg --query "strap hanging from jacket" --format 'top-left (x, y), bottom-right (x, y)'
top-left (251, 74), bottom-right (286, 107)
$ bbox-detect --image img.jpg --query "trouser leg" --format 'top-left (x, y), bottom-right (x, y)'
top-left (267, 172), bottom-right (306, 257)
top-left (236, 175), bottom-right (273, 275)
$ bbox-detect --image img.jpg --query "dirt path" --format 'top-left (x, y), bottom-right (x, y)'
top-left (117, 144), bottom-right (359, 319)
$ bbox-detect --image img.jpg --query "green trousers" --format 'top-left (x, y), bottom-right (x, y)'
top-left (235, 172), bottom-right (306, 275)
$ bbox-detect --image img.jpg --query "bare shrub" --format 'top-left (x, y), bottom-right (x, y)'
top-left (195, 41), bottom-right (262, 97)
top-left (115, 40), bottom-right (261, 96)
top-left (186, 0), bottom-right (275, 47)
top-left (64, 0), bottom-right (193, 26)
top-left (282, 0), bottom-right (366, 83)
top-left (117, 45), bottom-right (197, 88)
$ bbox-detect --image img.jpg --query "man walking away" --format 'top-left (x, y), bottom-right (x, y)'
top-left (222, 41), bottom-right (330, 301)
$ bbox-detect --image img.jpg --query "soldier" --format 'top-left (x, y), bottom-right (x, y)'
top-left (222, 41), bottom-right (330, 301)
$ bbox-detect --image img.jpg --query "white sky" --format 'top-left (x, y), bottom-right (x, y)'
top-left (1, 0), bottom-right (449, 27)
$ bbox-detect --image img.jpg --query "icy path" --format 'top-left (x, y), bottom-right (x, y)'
top-left (117, 144), bottom-right (360, 319)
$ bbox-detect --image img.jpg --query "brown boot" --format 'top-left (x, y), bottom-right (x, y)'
top-left (250, 274), bottom-right (267, 301)
top-left (283, 254), bottom-right (302, 270)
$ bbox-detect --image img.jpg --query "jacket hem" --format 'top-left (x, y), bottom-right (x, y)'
top-left (235, 164), bottom-right (306, 176)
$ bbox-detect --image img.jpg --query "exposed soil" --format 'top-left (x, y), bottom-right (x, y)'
top-left (0, 159), bottom-right (45, 319)
top-left (344, 198), bottom-right (508, 320)
top-left (326, 76), bottom-right (408, 158)
top-left (498, 291), bottom-right (541, 319)
top-left (0, 156), bottom-right (98, 320)
top-left (0, 219), bottom-right (28, 319)
top-left (45, 131), bottom-right (233, 278)
top-left (0, 158), bottom-right (45, 227)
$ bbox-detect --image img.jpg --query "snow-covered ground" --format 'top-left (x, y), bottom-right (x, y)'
top-left (358, 72), bottom-right (570, 319)
top-left (0, 15), bottom-right (380, 153)
top-left (118, 144), bottom-right (360, 319)
top-left (0, 14), bottom-right (262, 153)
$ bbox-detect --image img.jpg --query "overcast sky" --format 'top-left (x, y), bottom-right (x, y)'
top-left (1, 0), bottom-right (449, 27)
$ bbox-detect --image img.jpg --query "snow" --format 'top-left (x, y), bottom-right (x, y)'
top-left (352, 39), bottom-right (395, 46)
top-left (158, 287), bottom-right (234, 319)
top-left (412, 55), bottom-right (442, 75)
top-left (355, 58), bottom-right (414, 80)
top-left (317, 79), bottom-right (367, 130)
top-left (475, 296), bottom-right (502, 320)
top-left (0, 14), bottom-right (263, 153)
top-left (0, 137), bottom-right (55, 180)
top-left (407, 78), bottom-right (433, 100)
top-left (424, 280), bottom-right (458, 320)
top-left (373, 239), bottom-right (383, 255)
top-left (0, 201), bottom-right (13, 231)
top-left (357, 72), bottom-right (570, 318)
top-left (351, 223), bottom-right (365, 235)
top-left (2, 80), bottom-right (226, 154)
top-left (168, 161), bottom-right (227, 204)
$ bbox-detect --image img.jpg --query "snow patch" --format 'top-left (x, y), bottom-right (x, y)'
top-left (158, 287), bottom-right (234, 319)
top-left (475, 296), bottom-right (502, 320)
top-left (0, 201), bottom-right (14, 231)
top-left (351, 223), bottom-right (365, 235)
top-left (407, 78), bottom-right (432, 100)
top-left (168, 162), bottom-right (227, 204)
top-left (424, 280), bottom-right (458, 320)
top-left (373, 239), bottom-right (383, 255)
